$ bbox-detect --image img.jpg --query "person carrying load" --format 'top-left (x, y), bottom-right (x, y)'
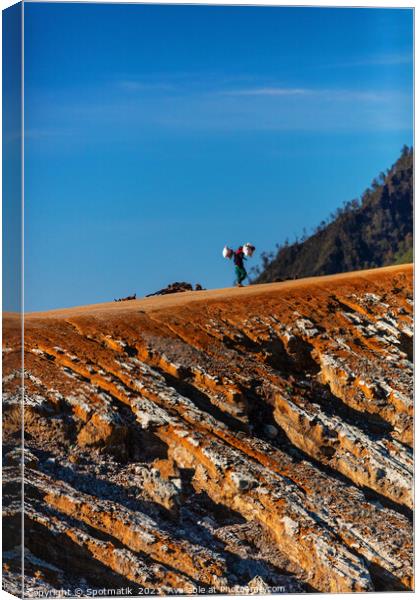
top-left (223, 243), bottom-right (256, 287)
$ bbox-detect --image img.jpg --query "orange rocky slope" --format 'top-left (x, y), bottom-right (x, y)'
top-left (2, 265), bottom-right (413, 595)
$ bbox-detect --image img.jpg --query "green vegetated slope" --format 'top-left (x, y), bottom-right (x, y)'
top-left (254, 146), bottom-right (413, 284)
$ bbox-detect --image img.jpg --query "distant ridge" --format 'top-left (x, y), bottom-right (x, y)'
top-left (254, 146), bottom-right (413, 284)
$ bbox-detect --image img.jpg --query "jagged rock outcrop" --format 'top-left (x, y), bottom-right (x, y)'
top-left (2, 265), bottom-right (413, 595)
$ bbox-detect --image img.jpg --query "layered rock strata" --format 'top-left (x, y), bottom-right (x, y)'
top-left (2, 265), bottom-right (413, 595)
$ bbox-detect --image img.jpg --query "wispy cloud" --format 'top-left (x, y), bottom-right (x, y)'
top-left (26, 75), bottom-right (412, 143)
top-left (114, 77), bottom-right (395, 104)
top-left (115, 72), bottom-right (258, 94)
top-left (221, 86), bottom-right (393, 103)
top-left (222, 87), bottom-right (310, 97)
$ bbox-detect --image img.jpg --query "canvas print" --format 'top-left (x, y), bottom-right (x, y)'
top-left (2, 1), bottom-right (413, 596)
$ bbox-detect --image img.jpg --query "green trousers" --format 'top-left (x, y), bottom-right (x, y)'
top-left (235, 266), bottom-right (247, 284)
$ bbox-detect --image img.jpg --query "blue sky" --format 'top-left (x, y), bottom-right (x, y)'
top-left (23, 3), bottom-right (413, 311)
